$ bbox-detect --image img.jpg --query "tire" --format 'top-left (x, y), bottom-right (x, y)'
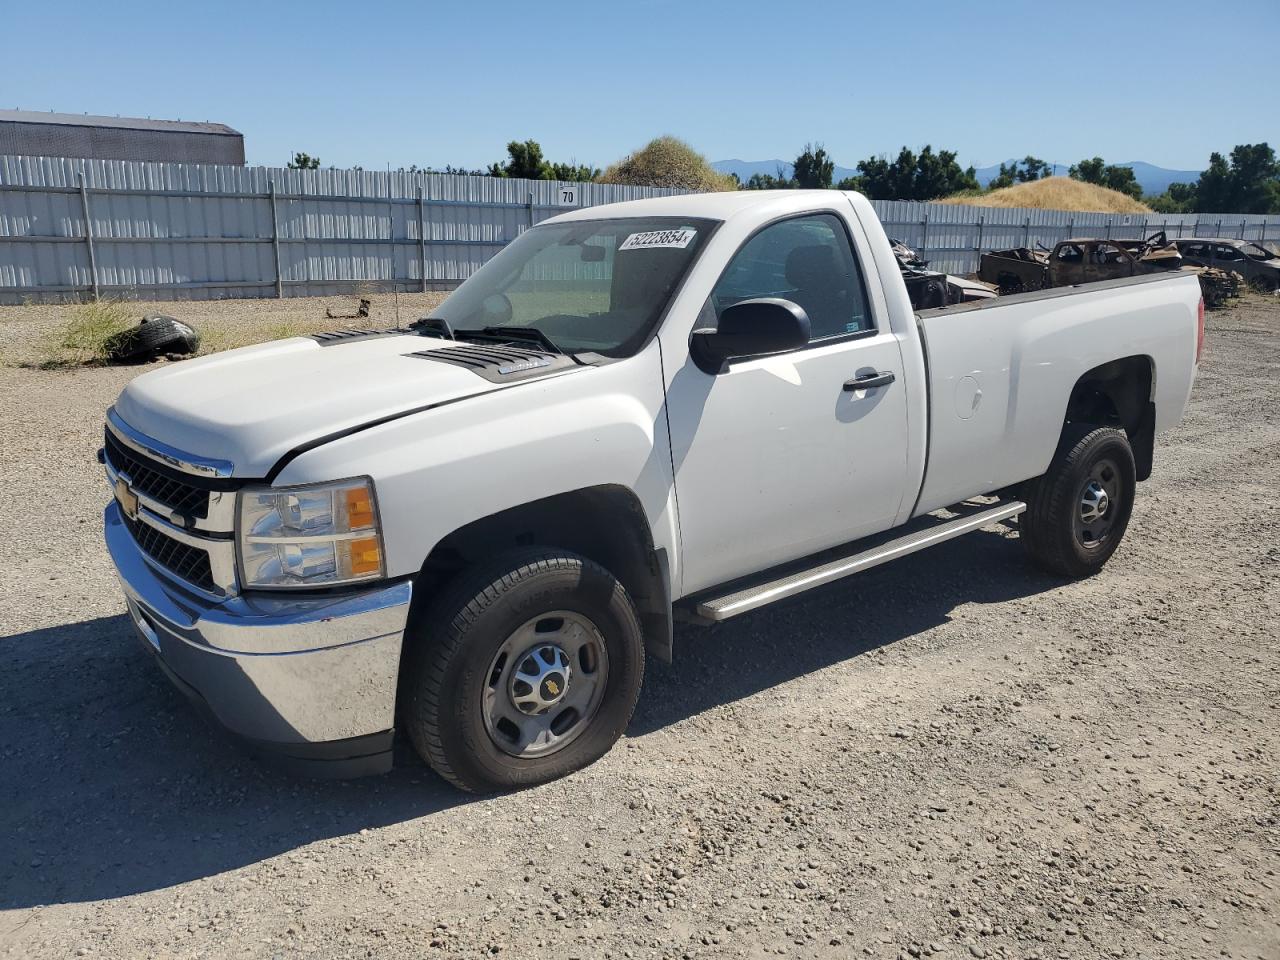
top-left (105, 315), bottom-right (200, 362)
top-left (402, 548), bottom-right (645, 793)
top-left (1019, 425), bottom-right (1136, 579)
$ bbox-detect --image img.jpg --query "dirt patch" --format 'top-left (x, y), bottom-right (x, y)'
top-left (0, 294), bottom-right (1277, 959)
top-left (0, 291), bottom-right (447, 368)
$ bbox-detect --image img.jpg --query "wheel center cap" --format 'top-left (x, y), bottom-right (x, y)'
top-left (509, 644), bottom-right (572, 715)
top-left (1081, 481), bottom-right (1110, 522)
top-left (540, 672), bottom-right (566, 703)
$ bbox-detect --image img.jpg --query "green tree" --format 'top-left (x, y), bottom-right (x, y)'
top-left (488, 139), bottom-right (546, 179)
top-left (792, 143), bottom-right (834, 189)
top-left (1068, 157), bottom-right (1142, 199)
top-left (547, 160), bottom-right (601, 182)
top-left (850, 146), bottom-right (978, 201)
top-left (1147, 144), bottom-right (1280, 214)
top-left (287, 152), bottom-right (320, 170)
top-left (1018, 156), bottom-right (1051, 182)
top-left (744, 168), bottom-right (796, 190)
top-left (1198, 144), bottom-right (1279, 213)
top-left (486, 140), bottom-right (599, 182)
top-left (988, 162), bottom-right (1019, 190)
top-left (989, 156), bottom-right (1052, 190)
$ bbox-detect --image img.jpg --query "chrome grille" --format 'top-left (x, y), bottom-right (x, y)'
top-left (104, 411), bottom-right (241, 596)
top-left (104, 429), bottom-right (211, 519)
top-left (122, 512), bottom-right (217, 593)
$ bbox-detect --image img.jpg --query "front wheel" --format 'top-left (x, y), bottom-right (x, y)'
top-left (1019, 425), bottom-right (1136, 578)
top-left (402, 548), bottom-right (644, 793)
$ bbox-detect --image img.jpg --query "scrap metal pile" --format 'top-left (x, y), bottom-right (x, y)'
top-left (891, 238), bottom-right (998, 310)
top-left (977, 232), bottom-right (1244, 310)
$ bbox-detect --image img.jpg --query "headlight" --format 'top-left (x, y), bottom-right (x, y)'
top-left (237, 478), bottom-right (385, 589)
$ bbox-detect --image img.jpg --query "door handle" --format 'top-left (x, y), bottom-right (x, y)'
top-left (843, 371), bottom-right (896, 391)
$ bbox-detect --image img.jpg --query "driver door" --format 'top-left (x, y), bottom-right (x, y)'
top-left (665, 212), bottom-right (911, 595)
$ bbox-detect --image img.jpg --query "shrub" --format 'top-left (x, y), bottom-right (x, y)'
top-left (598, 136), bottom-right (737, 192)
top-left (40, 300), bottom-right (133, 367)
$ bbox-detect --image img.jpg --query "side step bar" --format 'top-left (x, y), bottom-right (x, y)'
top-left (693, 500), bottom-right (1026, 622)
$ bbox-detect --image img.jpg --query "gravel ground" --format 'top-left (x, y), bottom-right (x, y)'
top-left (0, 292), bottom-right (446, 367)
top-left (0, 294), bottom-right (1277, 960)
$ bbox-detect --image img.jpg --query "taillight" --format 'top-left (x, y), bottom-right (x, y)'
top-left (1196, 297), bottom-right (1205, 363)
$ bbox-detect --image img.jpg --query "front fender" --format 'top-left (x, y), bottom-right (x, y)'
top-left (273, 341), bottom-right (681, 594)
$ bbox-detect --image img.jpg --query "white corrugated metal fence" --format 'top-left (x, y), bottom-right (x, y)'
top-left (1, 155), bottom-right (1275, 303)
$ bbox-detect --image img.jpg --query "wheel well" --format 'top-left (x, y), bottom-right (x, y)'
top-left (409, 485), bottom-right (673, 662)
top-left (1064, 355), bottom-right (1156, 480)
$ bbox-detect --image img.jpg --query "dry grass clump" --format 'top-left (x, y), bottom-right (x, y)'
top-left (942, 177), bottom-right (1152, 214)
top-left (598, 136), bottom-right (737, 192)
top-left (38, 299), bottom-right (134, 367)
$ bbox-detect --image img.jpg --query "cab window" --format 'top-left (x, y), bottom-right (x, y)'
top-left (710, 214), bottom-right (873, 341)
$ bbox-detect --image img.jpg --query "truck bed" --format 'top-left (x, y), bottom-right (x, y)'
top-left (912, 271), bottom-right (1201, 515)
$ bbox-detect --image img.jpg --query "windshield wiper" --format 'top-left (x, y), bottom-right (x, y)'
top-left (454, 325), bottom-right (572, 358)
top-left (408, 316), bottom-right (455, 339)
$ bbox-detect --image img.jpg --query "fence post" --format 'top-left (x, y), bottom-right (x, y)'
top-left (269, 178), bottom-right (283, 299)
top-left (527, 191), bottom-right (535, 232)
top-left (417, 185), bottom-right (428, 293)
top-left (1023, 216), bottom-right (1031, 248)
top-left (1215, 219), bottom-right (1222, 237)
top-left (1239, 220), bottom-right (1246, 240)
top-left (1105, 219), bottom-right (1112, 240)
top-left (920, 213), bottom-right (929, 259)
top-left (77, 172), bottom-right (99, 301)
top-left (386, 176), bottom-right (396, 294)
top-left (974, 215), bottom-right (984, 259)
top-left (1262, 221), bottom-right (1268, 245)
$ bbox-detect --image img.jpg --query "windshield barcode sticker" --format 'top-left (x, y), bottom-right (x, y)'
top-left (619, 228), bottom-right (697, 251)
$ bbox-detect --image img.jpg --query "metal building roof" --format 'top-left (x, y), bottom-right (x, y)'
top-left (0, 110), bottom-right (240, 137)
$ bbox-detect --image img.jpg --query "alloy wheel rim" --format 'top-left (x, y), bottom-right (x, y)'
top-left (481, 611), bottom-right (609, 759)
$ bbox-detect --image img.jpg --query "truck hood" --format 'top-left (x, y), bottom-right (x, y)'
top-left (112, 333), bottom-right (545, 477)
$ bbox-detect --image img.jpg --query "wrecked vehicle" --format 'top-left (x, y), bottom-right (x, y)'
top-left (981, 234), bottom-right (1242, 308)
top-left (1173, 238), bottom-right (1280, 292)
top-left (891, 237), bottom-right (998, 309)
top-left (1044, 238), bottom-right (1174, 286)
top-left (981, 233), bottom-right (1181, 293)
top-left (978, 247), bottom-right (1049, 293)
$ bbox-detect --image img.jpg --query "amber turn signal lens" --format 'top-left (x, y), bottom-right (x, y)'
top-left (345, 487), bottom-right (376, 530)
top-left (346, 536), bottom-right (383, 576)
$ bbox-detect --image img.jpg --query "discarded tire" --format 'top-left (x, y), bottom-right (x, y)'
top-left (104, 315), bottom-right (200, 362)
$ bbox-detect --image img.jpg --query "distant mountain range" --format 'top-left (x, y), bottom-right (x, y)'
top-left (711, 158), bottom-right (1202, 196)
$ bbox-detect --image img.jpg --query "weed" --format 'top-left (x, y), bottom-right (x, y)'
top-left (38, 300), bottom-right (133, 367)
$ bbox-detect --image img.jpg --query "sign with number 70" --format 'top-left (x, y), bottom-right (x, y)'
top-left (557, 185), bottom-right (579, 206)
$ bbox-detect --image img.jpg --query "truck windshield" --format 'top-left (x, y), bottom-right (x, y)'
top-left (430, 216), bottom-right (716, 357)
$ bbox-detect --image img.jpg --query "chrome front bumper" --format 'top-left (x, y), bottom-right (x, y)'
top-left (105, 502), bottom-right (412, 776)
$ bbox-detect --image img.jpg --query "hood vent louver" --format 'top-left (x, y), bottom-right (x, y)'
top-left (407, 343), bottom-right (578, 383)
top-left (310, 329), bottom-right (404, 346)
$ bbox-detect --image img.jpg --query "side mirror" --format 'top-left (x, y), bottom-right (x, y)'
top-left (690, 298), bottom-right (811, 371)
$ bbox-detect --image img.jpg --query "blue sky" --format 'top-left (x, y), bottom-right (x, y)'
top-left (4, 0), bottom-right (1274, 173)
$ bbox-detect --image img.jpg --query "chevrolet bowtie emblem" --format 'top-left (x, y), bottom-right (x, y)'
top-left (545, 679), bottom-right (560, 696)
top-left (114, 476), bottom-right (140, 522)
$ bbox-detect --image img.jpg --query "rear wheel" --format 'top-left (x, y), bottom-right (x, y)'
top-left (402, 548), bottom-right (644, 793)
top-left (1020, 425), bottom-right (1136, 578)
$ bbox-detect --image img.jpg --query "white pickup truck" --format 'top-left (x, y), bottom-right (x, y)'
top-left (102, 190), bottom-right (1203, 791)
